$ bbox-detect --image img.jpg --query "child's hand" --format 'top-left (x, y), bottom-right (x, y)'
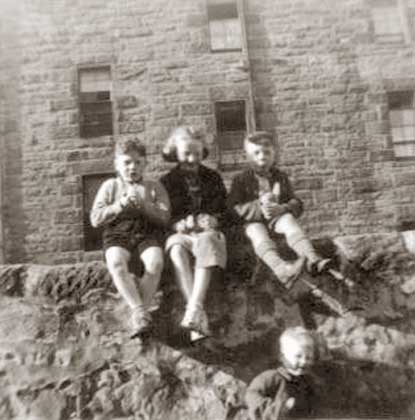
top-left (173, 219), bottom-right (188, 233)
top-left (259, 192), bottom-right (278, 207)
top-left (120, 193), bottom-right (141, 210)
top-left (261, 201), bottom-right (286, 220)
top-left (119, 194), bottom-right (133, 209)
top-left (197, 214), bottom-right (218, 231)
top-left (185, 215), bottom-right (196, 231)
top-left (127, 191), bottom-right (142, 208)
top-left (125, 184), bottom-right (144, 209)
top-left (173, 215), bottom-right (195, 233)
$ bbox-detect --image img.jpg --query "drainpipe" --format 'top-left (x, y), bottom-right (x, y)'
top-left (0, 116), bottom-right (4, 264)
top-left (237, 0), bottom-right (256, 132)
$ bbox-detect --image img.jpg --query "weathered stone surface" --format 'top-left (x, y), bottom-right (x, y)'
top-left (1, 232), bottom-right (415, 418)
top-left (0, 293), bottom-right (246, 420)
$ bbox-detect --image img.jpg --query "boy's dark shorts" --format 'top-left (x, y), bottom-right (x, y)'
top-left (103, 232), bottom-right (160, 255)
top-left (103, 218), bottom-right (162, 255)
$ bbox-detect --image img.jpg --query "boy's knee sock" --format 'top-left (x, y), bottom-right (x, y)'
top-left (286, 233), bottom-right (320, 263)
top-left (255, 241), bottom-right (303, 287)
top-left (286, 233), bottom-right (333, 274)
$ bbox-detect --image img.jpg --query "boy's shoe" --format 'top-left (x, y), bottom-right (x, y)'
top-left (130, 306), bottom-right (152, 338)
top-left (147, 290), bottom-right (163, 313)
top-left (307, 258), bottom-right (333, 276)
top-left (190, 330), bottom-right (209, 343)
top-left (181, 306), bottom-right (211, 337)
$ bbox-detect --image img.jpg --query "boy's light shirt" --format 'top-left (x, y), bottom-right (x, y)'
top-left (255, 172), bottom-right (281, 200)
top-left (90, 176), bottom-right (170, 228)
top-left (126, 180), bottom-right (169, 212)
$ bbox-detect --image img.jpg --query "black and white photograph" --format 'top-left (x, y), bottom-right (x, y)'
top-left (0, 0), bottom-right (415, 419)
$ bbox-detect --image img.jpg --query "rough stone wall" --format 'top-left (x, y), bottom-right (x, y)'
top-left (1, 2), bottom-right (25, 263)
top-left (245, 0), bottom-right (415, 237)
top-left (1, 232), bottom-right (415, 419)
top-left (1, 0), bottom-right (252, 263)
top-left (1, 0), bottom-right (415, 263)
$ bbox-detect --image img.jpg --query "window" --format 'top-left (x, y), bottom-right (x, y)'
top-left (78, 66), bottom-right (113, 138)
top-left (207, 0), bottom-right (243, 52)
top-left (371, 0), bottom-right (404, 42)
top-left (215, 100), bottom-right (246, 150)
top-left (388, 91), bottom-right (415, 159)
top-left (82, 173), bottom-right (114, 251)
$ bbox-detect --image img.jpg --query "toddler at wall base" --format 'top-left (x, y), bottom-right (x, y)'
top-left (90, 139), bottom-right (171, 338)
top-left (160, 126), bottom-right (227, 342)
top-left (228, 130), bottom-right (332, 291)
top-left (246, 326), bottom-right (318, 420)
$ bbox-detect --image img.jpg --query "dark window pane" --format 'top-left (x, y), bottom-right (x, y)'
top-left (215, 100), bottom-right (246, 132)
top-left (82, 113), bottom-right (113, 125)
top-left (388, 91), bottom-right (414, 109)
top-left (82, 173), bottom-right (114, 252)
top-left (80, 121), bottom-right (113, 138)
top-left (215, 100), bottom-right (246, 151)
top-left (387, 91), bottom-right (415, 158)
top-left (79, 98), bottom-right (113, 138)
top-left (217, 131), bottom-right (245, 150)
top-left (80, 100), bottom-right (112, 113)
top-left (80, 91), bottom-right (111, 103)
top-left (207, 2), bottom-right (238, 20)
top-left (78, 66), bottom-right (113, 139)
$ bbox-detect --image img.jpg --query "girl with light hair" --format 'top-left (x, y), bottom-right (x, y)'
top-left (160, 126), bottom-right (228, 341)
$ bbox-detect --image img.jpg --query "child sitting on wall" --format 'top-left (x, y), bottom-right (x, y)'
top-left (246, 326), bottom-right (318, 420)
top-left (228, 131), bottom-right (332, 290)
top-left (90, 139), bottom-right (171, 338)
top-left (160, 126), bottom-right (227, 341)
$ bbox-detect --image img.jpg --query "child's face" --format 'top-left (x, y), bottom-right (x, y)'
top-left (115, 151), bottom-right (146, 183)
top-left (245, 140), bottom-right (276, 171)
top-left (281, 339), bottom-right (315, 376)
top-left (176, 137), bottom-right (204, 171)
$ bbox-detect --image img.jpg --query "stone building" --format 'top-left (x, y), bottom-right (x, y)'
top-left (0, 0), bottom-right (415, 264)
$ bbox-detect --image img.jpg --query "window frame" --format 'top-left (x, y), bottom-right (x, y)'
top-left (387, 90), bottom-right (415, 161)
top-left (369, 0), bottom-right (411, 44)
top-left (214, 99), bottom-right (247, 152)
top-left (77, 65), bottom-right (114, 139)
top-left (207, 0), bottom-right (243, 53)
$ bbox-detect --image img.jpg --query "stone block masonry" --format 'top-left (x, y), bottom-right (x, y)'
top-left (1, 0), bottom-right (415, 263)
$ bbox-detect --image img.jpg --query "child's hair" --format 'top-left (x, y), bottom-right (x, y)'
top-left (162, 126), bottom-right (209, 162)
top-left (114, 139), bottom-right (146, 157)
top-left (244, 131), bottom-right (275, 148)
top-left (279, 326), bottom-right (316, 358)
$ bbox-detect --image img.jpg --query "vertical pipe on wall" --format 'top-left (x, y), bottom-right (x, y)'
top-left (237, 0), bottom-right (256, 133)
top-left (0, 15), bottom-right (4, 263)
top-left (398, 0), bottom-right (412, 44)
top-left (0, 99), bottom-right (4, 264)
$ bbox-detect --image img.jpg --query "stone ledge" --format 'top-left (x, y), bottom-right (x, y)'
top-left (1, 231), bottom-right (415, 419)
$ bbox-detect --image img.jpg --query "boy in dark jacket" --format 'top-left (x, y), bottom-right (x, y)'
top-left (246, 327), bottom-right (317, 420)
top-left (228, 131), bottom-right (331, 289)
top-left (160, 126), bottom-right (227, 341)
